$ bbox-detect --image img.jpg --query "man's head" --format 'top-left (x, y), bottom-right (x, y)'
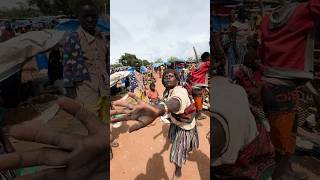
top-left (135, 62), bottom-right (141, 72)
top-left (4, 21), bottom-right (11, 30)
top-left (201, 52), bottom-right (210, 62)
top-left (77, 1), bottom-right (98, 35)
top-left (237, 5), bottom-right (248, 23)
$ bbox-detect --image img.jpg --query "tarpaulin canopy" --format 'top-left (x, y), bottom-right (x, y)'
top-left (127, 66), bottom-right (148, 73)
top-left (164, 61), bottom-right (171, 66)
top-left (55, 19), bottom-right (109, 33)
top-left (152, 63), bottom-right (163, 68)
top-left (140, 66), bottom-right (148, 73)
top-left (110, 71), bottom-right (130, 87)
top-left (0, 30), bottom-right (66, 82)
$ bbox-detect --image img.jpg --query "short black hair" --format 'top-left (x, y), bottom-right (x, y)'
top-left (150, 82), bottom-right (155, 89)
top-left (135, 61), bottom-right (142, 67)
top-left (76, 0), bottom-right (98, 16)
top-left (201, 52), bottom-right (210, 62)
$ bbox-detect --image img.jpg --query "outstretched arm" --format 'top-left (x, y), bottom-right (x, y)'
top-left (111, 93), bottom-right (181, 132)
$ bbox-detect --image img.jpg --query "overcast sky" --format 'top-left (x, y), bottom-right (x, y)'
top-left (110, 0), bottom-right (210, 64)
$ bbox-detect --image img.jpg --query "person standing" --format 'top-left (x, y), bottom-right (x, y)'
top-left (259, 0), bottom-right (320, 179)
top-left (128, 62), bottom-right (146, 101)
top-left (63, 1), bottom-right (108, 120)
top-left (0, 21), bottom-right (15, 42)
top-left (180, 69), bottom-right (187, 85)
top-left (190, 52), bottom-right (211, 120)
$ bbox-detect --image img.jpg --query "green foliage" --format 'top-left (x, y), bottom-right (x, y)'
top-left (118, 53), bottom-right (139, 66)
top-left (0, 5), bottom-right (39, 19)
top-left (187, 57), bottom-right (195, 62)
top-left (27, 0), bottom-right (107, 16)
top-left (118, 53), bottom-right (151, 67)
top-left (142, 60), bottom-right (150, 66)
top-left (168, 56), bottom-right (179, 63)
top-left (111, 63), bottom-right (123, 68)
top-left (154, 58), bottom-right (163, 64)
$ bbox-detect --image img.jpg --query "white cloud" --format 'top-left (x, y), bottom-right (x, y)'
top-left (110, 0), bottom-right (210, 64)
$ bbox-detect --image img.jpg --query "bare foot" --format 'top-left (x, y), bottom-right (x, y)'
top-left (172, 167), bottom-right (182, 180)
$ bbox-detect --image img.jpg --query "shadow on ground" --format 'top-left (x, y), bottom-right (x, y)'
top-left (134, 153), bottom-right (169, 180)
top-left (188, 149), bottom-right (210, 180)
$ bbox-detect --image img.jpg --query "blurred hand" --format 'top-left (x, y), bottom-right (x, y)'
top-left (111, 92), bottom-right (161, 133)
top-left (0, 97), bottom-right (108, 180)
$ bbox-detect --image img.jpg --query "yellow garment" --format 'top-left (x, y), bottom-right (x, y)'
top-left (91, 96), bottom-right (109, 124)
top-left (135, 89), bottom-right (146, 101)
top-left (256, 15), bottom-right (262, 26)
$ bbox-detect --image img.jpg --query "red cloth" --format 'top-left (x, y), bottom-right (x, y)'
top-left (147, 89), bottom-right (159, 100)
top-left (1, 29), bottom-right (15, 41)
top-left (212, 5), bottom-right (234, 16)
top-left (259, 1), bottom-right (320, 71)
top-left (190, 61), bottom-right (210, 84)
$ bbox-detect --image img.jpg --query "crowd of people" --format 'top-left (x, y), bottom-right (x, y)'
top-left (110, 52), bottom-right (210, 179)
top-left (0, 18), bottom-right (57, 42)
top-left (211, 0), bottom-right (320, 179)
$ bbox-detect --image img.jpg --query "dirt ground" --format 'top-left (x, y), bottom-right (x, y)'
top-left (110, 75), bottom-right (210, 180)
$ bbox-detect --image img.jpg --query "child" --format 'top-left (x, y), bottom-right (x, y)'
top-left (147, 82), bottom-right (159, 105)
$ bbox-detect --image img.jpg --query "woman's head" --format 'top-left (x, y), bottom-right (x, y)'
top-left (162, 69), bottom-right (180, 89)
top-left (150, 82), bottom-right (156, 91)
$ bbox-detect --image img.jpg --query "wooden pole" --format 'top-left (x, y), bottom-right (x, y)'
top-left (193, 46), bottom-right (199, 63)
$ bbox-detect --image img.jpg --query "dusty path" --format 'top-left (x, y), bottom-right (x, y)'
top-left (110, 75), bottom-right (210, 180)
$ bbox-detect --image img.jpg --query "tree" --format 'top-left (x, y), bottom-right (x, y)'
top-left (27, 0), bottom-right (106, 16)
top-left (168, 56), bottom-right (179, 63)
top-left (142, 60), bottom-right (150, 66)
top-left (154, 58), bottom-right (163, 64)
top-left (118, 53), bottom-right (139, 66)
top-left (0, 6), bottom-right (39, 19)
top-left (111, 63), bottom-right (122, 68)
top-left (187, 57), bottom-right (195, 62)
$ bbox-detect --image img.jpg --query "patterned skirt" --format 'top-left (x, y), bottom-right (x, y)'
top-left (168, 123), bottom-right (199, 167)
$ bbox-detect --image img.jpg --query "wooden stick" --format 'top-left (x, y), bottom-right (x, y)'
top-left (193, 46), bottom-right (199, 63)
